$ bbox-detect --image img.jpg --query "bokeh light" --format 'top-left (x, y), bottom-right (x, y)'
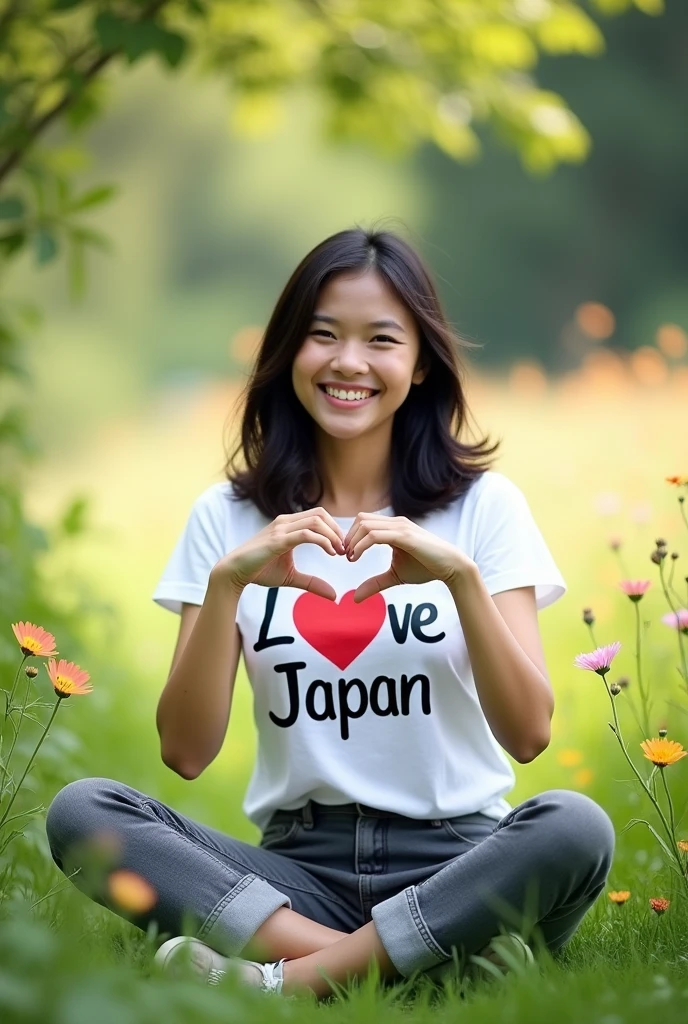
top-left (655, 323), bottom-right (688, 359)
top-left (575, 302), bottom-right (616, 340)
top-left (629, 346), bottom-right (669, 387)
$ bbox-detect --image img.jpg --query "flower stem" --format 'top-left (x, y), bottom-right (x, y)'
top-left (0, 655), bottom-right (27, 771)
top-left (633, 603), bottom-right (651, 737)
top-left (658, 561), bottom-right (688, 692)
top-left (659, 767), bottom-right (677, 842)
top-left (602, 672), bottom-right (687, 891)
top-left (0, 698), bottom-right (62, 830)
top-left (0, 669), bottom-right (34, 797)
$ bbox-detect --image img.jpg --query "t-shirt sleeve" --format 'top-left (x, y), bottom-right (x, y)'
top-left (151, 484), bottom-right (230, 615)
top-left (471, 472), bottom-right (567, 612)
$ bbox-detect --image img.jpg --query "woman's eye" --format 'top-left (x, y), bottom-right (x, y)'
top-left (312, 330), bottom-right (335, 338)
top-left (373, 335), bottom-right (398, 344)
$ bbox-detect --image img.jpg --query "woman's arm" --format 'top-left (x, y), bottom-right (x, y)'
top-left (156, 572), bottom-right (243, 779)
top-left (447, 564), bottom-right (554, 763)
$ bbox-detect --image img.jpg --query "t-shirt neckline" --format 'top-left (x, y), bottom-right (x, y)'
top-left (330, 505), bottom-right (394, 521)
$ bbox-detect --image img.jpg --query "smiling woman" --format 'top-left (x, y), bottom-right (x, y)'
top-left (44, 226), bottom-right (614, 1005)
top-left (226, 227), bottom-right (498, 521)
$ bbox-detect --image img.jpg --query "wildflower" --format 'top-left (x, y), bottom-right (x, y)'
top-left (25, 666), bottom-right (38, 678)
top-left (582, 608), bottom-right (595, 625)
top-left (573, 641), bottom-right (622, 677)
top-left (557, 749), bottom-right (583, 767)
top-left (665, 476), bottom-right (688, 487)
top-left (658, 727), bottom-right (668, 738)
top-left (660, 609), bottom-right (688, 635)
top-left (640, 738), bottom-right (687, 768)
top-left (108, 870), bottom-right (157, 914)
top-left (11, 622), bottom-right (58, 658)
top-left (610, 683), bottom-right (621, 696)
top-left (608, 890), bottom-right (631, 904)
top-left (44, 658), bottom-right (92, 699)
top-left (649, 897), bottom-right (670, 915)
top-left (676, 841), bottom-right (688, 854)
top-left (573, 768), bottom-right (594, 787)
top-left (618, 580), bottom-right (651, 602)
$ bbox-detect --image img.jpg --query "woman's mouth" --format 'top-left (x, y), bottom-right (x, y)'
top-left (317, 383), bottom-right (380, 407)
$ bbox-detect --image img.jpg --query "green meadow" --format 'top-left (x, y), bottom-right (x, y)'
top-left (2, 359), bottom-right (686, 1021)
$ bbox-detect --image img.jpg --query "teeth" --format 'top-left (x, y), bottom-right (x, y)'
top-left (324, 386), bottom-right (374, 401)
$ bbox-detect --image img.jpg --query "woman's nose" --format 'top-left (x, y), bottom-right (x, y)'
top-left (329, 340), bottom-right (368, 374)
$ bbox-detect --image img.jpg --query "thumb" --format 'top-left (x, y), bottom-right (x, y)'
top-left (353, 569), bottom-right (397, 603)
top-left (290, 571), bottom-right (337, 602)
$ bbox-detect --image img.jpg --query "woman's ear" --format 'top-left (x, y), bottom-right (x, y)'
top-left (412, 360), bottom-right (428, 386)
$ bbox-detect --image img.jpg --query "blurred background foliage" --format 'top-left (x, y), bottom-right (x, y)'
top-left (1, 0), bottom-right (687, 918)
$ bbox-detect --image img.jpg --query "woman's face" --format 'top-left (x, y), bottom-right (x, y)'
top-left (292, 269), bottom-right (426, 441)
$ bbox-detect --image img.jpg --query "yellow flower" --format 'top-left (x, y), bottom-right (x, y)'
top-left (573, 768), bottom-right (594, 788)
top-left (557, 749), bottom-right (583, 767)
top-left (108, 870), bottom-right (157, 914)
top-left (608, 890), bottom-right (631, 904)
top-left (677, 840), bottom-right (688, 853)
top-left (640, 738), bottom-right (687, 768)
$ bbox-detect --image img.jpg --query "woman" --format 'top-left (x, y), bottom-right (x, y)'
top-left (45, 227), bottom-right (615, 999)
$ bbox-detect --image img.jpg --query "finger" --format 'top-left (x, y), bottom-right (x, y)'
top-left (284, 527), bottom-right (342, 557)
top-left (353, 569), bottom-right (401, 603)
top-left (288, 507), bottom-right (346, 545)
top-left (286, 518), bottom-right (345, 554)
top-left (289, 571), bottom-right (337, 601)
top-left (342, 513), bottom-right (397, 550)
top-left (348, 528), bottom-right (398, 562)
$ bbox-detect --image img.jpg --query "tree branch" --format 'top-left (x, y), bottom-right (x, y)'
top-left (0, 0), bottom-right (172, 188)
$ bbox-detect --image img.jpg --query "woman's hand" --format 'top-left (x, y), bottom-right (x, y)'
top-left (342, 513), bottom-right (476, 603)
top-left (211, 507), bottom-right (347, 602)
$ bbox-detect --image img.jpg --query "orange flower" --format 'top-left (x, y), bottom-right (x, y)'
top-left (108, 870), bottom-right (157, 914)
top-left (44, 658), bottom-right (92, 699)
top-left (649, 897), bottom-right (670, 915)
top-left (640, 738), bottom-right (687, 768)
top-left (557, 749), bottom-right (584, 767)
top-left (665, 476), bottom-right (688, 486)
top-left (573, 768), bottom-right (594, 788)
top-left (11, 621), bottom-right (58, 658)
top-left (678, 840), bottom-right (688, 854)
top-left (608, 890), bottom-right (631, 904)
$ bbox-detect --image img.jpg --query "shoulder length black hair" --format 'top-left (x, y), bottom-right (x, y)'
top-left (223, 226), bottom-right (502, 521)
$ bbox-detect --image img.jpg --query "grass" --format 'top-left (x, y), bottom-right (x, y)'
top-left (3, 360), bottom-right (688, 1019)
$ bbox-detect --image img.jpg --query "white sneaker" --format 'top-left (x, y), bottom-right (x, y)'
top-left (426, 931), bottom-right (535, 987)
top-left (468, 931), bottom-right (535, 980)
top-left (154, 936), bottom-right (287, 992)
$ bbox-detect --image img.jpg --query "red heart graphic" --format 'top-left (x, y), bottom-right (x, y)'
top-left (292, 590), bottom-right (386, 670)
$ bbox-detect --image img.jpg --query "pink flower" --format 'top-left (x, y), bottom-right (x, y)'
top-left (618, 580), bottom-right (652, 602)
top-left (573, 641), bottom-right (622, 676)
top-left (661, 609), bottom-right (688, 634)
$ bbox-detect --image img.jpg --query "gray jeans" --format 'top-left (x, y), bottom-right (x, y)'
top-left (44, 779), bottom-right (615, 978)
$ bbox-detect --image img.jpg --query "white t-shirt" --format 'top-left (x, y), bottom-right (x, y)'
top-left (152, 471), bottom-right (567, 831)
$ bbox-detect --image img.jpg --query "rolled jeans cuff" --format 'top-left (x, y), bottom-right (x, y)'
top-left (197, 872), bottom-right (291, 957)
top-left (371, 884), bottom-right (450, 977)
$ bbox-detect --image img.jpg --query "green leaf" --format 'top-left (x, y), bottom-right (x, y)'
top-left (0, 231), bottom-right (26, 258)
top-left (93, 12), bottom-right (128, 52)
top-left (69, 225), bottom-right (113, 251)
top-left (69, 184), bottom-right (117, 212)
top-left (0, 197), bottom-right (25, 220)
top-left (123, 22), bottom-right (188, 68)
top-left (34, 228), bottom-right (59, 265)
